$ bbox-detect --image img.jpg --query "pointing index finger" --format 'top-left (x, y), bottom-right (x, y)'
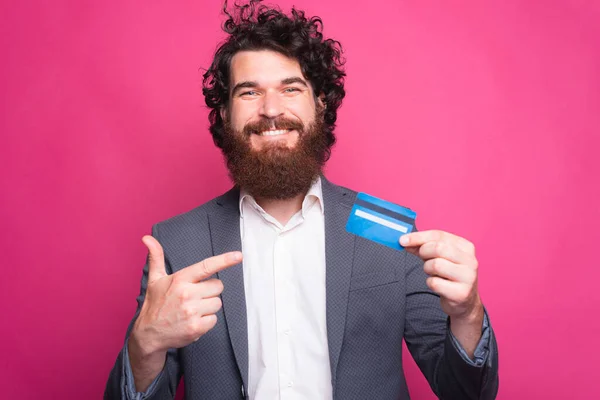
top-left (179, 251), bottom-right (243, 282)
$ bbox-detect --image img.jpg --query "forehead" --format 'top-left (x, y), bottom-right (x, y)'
top-left (229, 50), bottom-right (305, 86)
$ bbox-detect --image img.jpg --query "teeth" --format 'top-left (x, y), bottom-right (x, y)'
top-left (260, 129), bottom-right (288, 136)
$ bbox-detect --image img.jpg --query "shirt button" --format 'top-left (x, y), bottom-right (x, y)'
top-left (284, 329), bottom-right (291, 335)
top-left (288, 381), bottom-right (294, 387)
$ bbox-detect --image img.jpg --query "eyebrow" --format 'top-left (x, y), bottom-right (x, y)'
top-left (231, 81), bottom-right (258, 95)
top-left (231, 76), bottom-right (309, 96)
top-left (281, 77), bottom-right (309, 87)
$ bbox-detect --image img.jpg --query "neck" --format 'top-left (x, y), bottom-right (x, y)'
top-left (254, 193), bottom-right (305, 226)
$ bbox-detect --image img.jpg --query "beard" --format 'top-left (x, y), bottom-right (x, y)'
top-left (221, 109), bottom-right (329, 200)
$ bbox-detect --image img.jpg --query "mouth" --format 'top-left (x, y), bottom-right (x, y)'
top-left (249, 128), bottom-right (299, 149)
top-left (254, 129), bottom-right (293, 137)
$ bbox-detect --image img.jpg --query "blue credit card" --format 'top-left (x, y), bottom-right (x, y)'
top-left (346, 192), bottom-right (417, 251)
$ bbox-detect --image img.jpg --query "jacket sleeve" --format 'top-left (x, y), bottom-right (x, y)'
top-left (104, 224), bottom-right (183, 400)
top-left (403, 252), bottom-right (499, 400)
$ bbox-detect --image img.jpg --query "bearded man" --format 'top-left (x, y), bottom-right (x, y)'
top-left (105, 1), bottom-right (499, 399)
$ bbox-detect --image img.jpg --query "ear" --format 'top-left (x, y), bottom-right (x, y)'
top-left (219, 106), bottom-right (227, 121)
top-left (317, 93), bottom-right (326, 109)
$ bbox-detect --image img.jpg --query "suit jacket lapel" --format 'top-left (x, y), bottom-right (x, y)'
top-left (209, 187), bottom-right (249, 392)
top-left (321, 177), bottom-right (356, 386)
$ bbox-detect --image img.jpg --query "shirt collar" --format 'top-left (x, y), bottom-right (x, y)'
top-left (239, 176), bottom-right (324, 218)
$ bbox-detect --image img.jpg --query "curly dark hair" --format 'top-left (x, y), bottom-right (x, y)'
top-left (202, 0), bottom-right (346, 160)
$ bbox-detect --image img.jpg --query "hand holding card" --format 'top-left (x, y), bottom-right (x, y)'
top-left (400, 230), bottom-right (483, 321)
top-left (345, 192), bottom-right (483, 322)
top-left (346, 193), bottom-right (485, 355)
top-left (400, 229), bottom-right (485, 357)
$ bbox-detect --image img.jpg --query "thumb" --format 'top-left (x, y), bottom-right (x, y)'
top-left (142, 235), bottom-right (167, 281)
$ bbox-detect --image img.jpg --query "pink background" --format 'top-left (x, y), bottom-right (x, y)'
top-left (2, 1), bottom-right (599, 399)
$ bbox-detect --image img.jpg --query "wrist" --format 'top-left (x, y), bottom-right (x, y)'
top-left (448, 299), bottom-right (485, 359)
top-left (451, 297), bottom-right (484, 325)
top-left (130, 321), bottom-right (161, 358)
top-left (127, 327), bottom-right (167, 393)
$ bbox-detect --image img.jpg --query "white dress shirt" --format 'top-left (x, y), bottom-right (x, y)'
top-left (239, 177), bottom-right (332, 400)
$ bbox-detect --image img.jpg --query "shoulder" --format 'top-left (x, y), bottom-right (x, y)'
top-left (322, 177), bottom-right (415, 212)
top-left (321, 176), bottom-right (358, 206)
top-left (152, 187), bottom-right (238, 239)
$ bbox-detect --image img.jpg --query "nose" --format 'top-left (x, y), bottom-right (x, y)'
top-left (259, 91), bottom-right (284, 119)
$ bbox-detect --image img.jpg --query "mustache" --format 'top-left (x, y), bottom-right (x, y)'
top-left (242, 117), bottom-right (305, 136)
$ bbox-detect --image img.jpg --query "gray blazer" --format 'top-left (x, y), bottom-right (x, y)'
top-left (105, 177), bottom-right (499, 399)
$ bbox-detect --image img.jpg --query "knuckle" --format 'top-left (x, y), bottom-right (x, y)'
top-left (172, 273), bottom-right (185, 285)
top-left (178, 288), bottom-right (190, 302)
top-left (423, 260), bottom-right (432, 274)
top-left (203, 297), bottom-right (222, 314)
top-left (200, 260), bottom-right (211, 277)
top-left (204, 314), bottom-right (218, 329)
top-left (466, 240), bottom-right (476, 254)
top-left (182, 305), bottom-right (195, 319)
top-left (468, 273), bottom-right (477, 286)
top-left (202, 279), bottom-right (222, 294)
top-left (421, 241), bottom-right (434, 255)
top-left (426, 277), bottom-right (437, 291)
top-left (197, 315), bottom-right (217, 334)
top-left (429, 259), bottom-right (440, 275)
top-left (188, 319), bottom-right (202, 336)
top-left (457, 287), bottom-right (470, 303)
top-left (213, 297), bottom-right (223, 309)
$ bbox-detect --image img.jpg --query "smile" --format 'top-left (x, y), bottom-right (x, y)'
top-left (258, 129), bottom-right (290, 136)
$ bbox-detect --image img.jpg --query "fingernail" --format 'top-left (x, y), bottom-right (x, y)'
top-left (228, 252), bottom-right (242, 262)
top-left (400, 235), bottom-right (409, 246)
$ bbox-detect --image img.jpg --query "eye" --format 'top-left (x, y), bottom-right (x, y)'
top-left (240, 90), bottom-right (258, 96)
top-left (283, 87), bottom-right (301, 94)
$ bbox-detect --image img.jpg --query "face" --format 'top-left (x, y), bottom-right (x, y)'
top-left (219, 50), bottom-right (329, 199)
top-left (222, 50), bottom-right (321, 151)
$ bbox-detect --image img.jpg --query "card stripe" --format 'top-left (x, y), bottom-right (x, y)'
top-left (354, 198), bottom-right (416, 225)
top-left (354, 209), bottom-right (409, 233)
top-left (357, 192), bottom-right (417, 219)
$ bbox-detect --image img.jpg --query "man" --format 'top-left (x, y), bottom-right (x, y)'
top-left (105, 1), bottom-right (499, 399)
